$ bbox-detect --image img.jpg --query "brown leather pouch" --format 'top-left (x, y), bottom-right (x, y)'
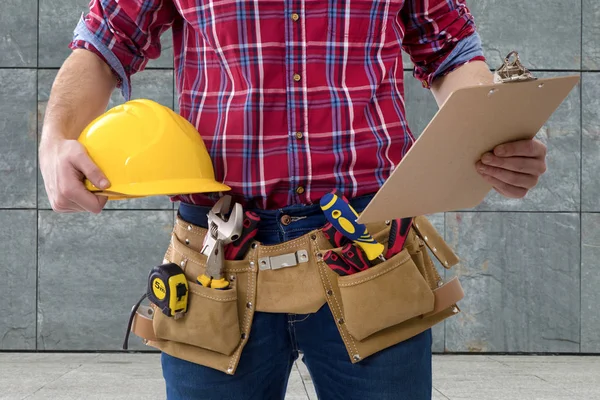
top-left (254, 233), bottom-right (326, 314)
top-left (132, 214), bottom-right (463, 373)
top-left (144, 218), bottom-right (259, 375)
top-left (312, 215), bottom-right (464, 362)
top-left (336, 248), bottom-right (435, 341)
top-left (152, 277), bottom-right (241, 356)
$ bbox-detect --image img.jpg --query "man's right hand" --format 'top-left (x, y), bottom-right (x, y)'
top-left (39, 137), bottom-right (110, 214)
top-left (38, 49), bottom-right (117, 213)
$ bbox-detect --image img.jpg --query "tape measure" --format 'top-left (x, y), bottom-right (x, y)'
top-left (147, 263), bottom-right (189, 318)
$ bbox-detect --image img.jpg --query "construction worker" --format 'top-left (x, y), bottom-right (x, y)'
top-left (39, 1), bottom-right (548, 399)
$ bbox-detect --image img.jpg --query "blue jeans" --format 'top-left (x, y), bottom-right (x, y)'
top-left (162, 197), bottom-right (432, 400)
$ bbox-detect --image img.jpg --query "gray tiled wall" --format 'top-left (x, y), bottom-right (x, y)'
top-left (0, 0), bottom-right (596, 354)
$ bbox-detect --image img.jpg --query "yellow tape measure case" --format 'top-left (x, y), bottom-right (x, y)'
top-left (147, 263), bottom-right (189, 318)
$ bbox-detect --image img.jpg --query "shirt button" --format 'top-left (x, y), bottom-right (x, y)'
top-left (295, 131), bottom-right (303, 139)
top-left (291, 13), bottom-right (299, 21)
top-left (280, 215), bottom-right (291, 225)
top-left (293, 74), bottom-right (301, 82)
top-left (296, 186), bottom-right (305, 194)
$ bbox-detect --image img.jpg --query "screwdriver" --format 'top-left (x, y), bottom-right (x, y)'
top-left (320, 191), bottom-right (385, 264)
top-left (386, 217), bottom-right (413, 258)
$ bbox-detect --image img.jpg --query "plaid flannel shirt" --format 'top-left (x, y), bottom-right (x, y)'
top-left (71, 0), bottom-right (485, 209)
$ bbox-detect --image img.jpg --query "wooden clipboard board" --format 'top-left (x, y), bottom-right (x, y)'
top-left (357, 74), bottom-right (580, 224)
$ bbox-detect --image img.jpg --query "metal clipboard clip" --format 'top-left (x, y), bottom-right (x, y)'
top-left (493, 51), bottom-right (537, 84)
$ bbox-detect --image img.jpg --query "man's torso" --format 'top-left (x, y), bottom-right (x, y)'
top-left (168, 0), bottom-right (415, 208)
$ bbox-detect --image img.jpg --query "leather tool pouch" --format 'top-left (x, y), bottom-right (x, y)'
top-left (142, 218), bottom-right (259, 375)
top-left (131, 214), bottom-right (463, 373)
top-left (336, 249), bottom-right (435, 341)
top-left (254, 233), bottom-right (326, 314)
top-left (152, 278), bottom-right (241, 355)
top-left (311, 215), bottom-right (463, 362)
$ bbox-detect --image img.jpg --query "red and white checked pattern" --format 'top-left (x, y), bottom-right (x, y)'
top-left (71, 0), bottom-right (483, 209)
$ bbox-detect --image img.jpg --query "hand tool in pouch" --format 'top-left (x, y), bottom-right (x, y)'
top-left (148, 263), bottom-right (189, 317)
top-left (340, 243), bottom-right (370, 273)
top-left (198, 195), bottom-right (244, 289)
top-left (323, 250), bottom-right (356, 276)
top-left (320, 191), bottom-right (385, 264)
top-left (386, 217), bottom-right (413, 258)
top-left (322, 222), bottom-right (349, 248)
top-left (122, 262), bottom-right (188, 350)
top-left (224, 211), bottom-right (260, 260)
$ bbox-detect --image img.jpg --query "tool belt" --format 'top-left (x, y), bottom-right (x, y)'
top-left (130, 214), bottom-right (463, 375)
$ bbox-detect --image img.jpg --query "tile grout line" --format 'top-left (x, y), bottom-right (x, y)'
top-left (35, 0), bottom-right (40, 352)
top-left (20, 362), bottom-right (85, 400)
top-left (579, 0), bottom-right (583, 354)
top-left (532, 374), bottom-right (583, 399)
top-left (295, 361), bottom-right (312, 399)
top-left (433, 387), bottom-right (451, 400)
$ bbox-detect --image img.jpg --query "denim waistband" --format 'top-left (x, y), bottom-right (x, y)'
top-left (177, 194), bottom-right (375, 234)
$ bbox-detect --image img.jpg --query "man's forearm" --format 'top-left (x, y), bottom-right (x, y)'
top-left (430, 60), bottom-right (494, 107)
top-left (41, 49), bottom-right (117, 145)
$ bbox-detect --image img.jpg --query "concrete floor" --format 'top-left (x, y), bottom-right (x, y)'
top-left (1, 353), bottom-right (599, 400)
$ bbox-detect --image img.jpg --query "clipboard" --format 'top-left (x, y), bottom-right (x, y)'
top-left (357, 55), bottom-right (580, 224)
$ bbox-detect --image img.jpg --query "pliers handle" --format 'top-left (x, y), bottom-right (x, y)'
top-left (197, 274), bottom-right (230, 290)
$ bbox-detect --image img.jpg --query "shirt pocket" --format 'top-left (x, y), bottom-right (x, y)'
top-left (326, 0), bottom-right (392, 41)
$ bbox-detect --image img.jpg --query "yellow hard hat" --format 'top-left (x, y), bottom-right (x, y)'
top-left (78, 99), bottom-right (230, 199)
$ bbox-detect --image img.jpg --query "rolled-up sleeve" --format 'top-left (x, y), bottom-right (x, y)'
top-left (399, 0), bottom-right (486, 88)
top-left (69, 0), bottom-right (176, 100)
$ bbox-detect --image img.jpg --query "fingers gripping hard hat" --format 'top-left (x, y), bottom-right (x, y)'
top-left (78, 99), bottom-right (230, 199)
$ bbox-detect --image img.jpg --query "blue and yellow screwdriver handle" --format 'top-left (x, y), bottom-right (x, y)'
top-left (320, 192), bottom-right (385, 262)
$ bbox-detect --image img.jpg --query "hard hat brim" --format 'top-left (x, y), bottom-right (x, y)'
top-left (84, 178), bottom-right (231, 199)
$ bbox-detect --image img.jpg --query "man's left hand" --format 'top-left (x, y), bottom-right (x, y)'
top-left (476, 138), bottom-right (547, 199)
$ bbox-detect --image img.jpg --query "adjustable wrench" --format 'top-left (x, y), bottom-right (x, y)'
top-left (198, 196), bottom-right (243, 289)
